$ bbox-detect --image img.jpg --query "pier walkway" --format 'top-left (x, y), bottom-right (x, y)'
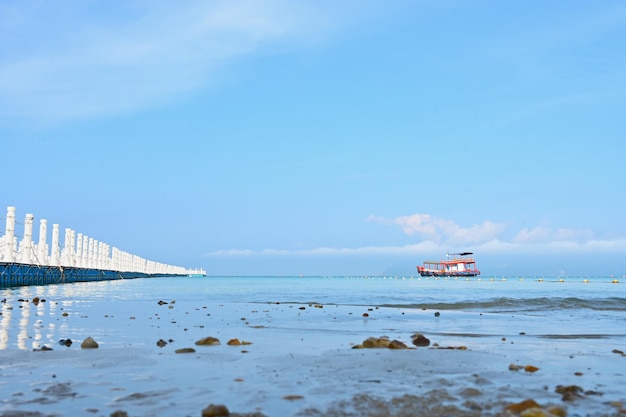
top-left (0, 206), bottom-right (205, 288)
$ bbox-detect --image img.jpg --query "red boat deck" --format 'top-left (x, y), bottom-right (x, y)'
top-left (417, 252), bottom-right (480, 277)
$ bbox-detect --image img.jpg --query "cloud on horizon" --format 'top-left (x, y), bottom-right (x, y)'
top-left (206, 213), bottom-right (626, 257)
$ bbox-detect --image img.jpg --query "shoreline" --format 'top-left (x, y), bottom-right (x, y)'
top-left (2, 296), bottom-right (625, 416)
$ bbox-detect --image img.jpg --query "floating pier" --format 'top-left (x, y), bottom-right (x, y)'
top-left (0, 206), bottom-right (205, 288)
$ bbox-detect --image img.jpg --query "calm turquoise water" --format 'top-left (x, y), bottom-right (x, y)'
top-left (1, 275), bottom-right (625, 351)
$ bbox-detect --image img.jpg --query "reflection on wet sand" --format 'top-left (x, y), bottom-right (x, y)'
top-left (0, 287), bottom-right (67, 350)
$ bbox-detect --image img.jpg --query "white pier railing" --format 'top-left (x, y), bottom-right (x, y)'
top-left (0, 206), bottom-right (192, 276)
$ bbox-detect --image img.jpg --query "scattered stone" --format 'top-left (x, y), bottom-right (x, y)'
top-left (459, 387), bottom-right (482, 398)
top-left (432, 345), bottom-right (468, 350)
top-left (524, 365), bottom-right (540, 373)
top-left (158, 300), bottom-right (168, 305)
top-left (42, 382), bottom-right (76, 398)
top-left (434, 311), bottom-right (440, 317)
top-left (33, 345), bottom-right (53, 351)
top-left (175, 348), bottom-right (196, 354)
top-left (411, 333), bottom-right (431, 347)
top-left (362, 313), bottom-right (369, 317)
top-left (81, 337), bottom-right (99, 349)
top-left (388, 340), bottom-right (409, 349)
top-left (509, 363), bottom-right (539, 372)
top-left (517, 407), bottom-right (559, 416)
top-left (62, 312), bottom-right (69, 317)
top-left (612, 349), bottom-right (625, 356)
top-left (504, 398), bottom-right (541, 414)
top-left (283, 395), bottom-right (304, 401)
top-left (362, 337), bottom-right (391, 348)
top-left (227, 338), bottom-right (251, 346)
top-left (201, 403), bottom-right (229, 417)
top-left (196, 336), bottom-right (220, 346)
top-left (59, 339), bottom-right (72, 347)
top-left (555, 385), bottom-right (583, 401)
top-left (354, 336), bottom-right (411, 349)
top-left (32, 297), bottom-right (40, 305)
top-left (156, 339), bottom-right (168, 348)
top-left (545, 406), bottom-right (568, 416)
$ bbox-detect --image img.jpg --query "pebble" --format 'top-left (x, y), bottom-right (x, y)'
top-left (81, 336), bottom-right (99, 349)
top-left (195, 336), bottom-right (220, 346)
top-left (411, 333), bottom-right (431, 347)
top-left (201, 403), bottom-right (229, 416)
top-left (175, 348), bottom-right (196, 354)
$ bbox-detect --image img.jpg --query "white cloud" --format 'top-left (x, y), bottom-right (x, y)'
top-left (384, 213), bottom-right (504, 244)
top-left (206, 241), bottom-right (441, 257)
top-left (0, 1), bottom-right (359, 124)
top-left (206, 213), bottom-right (626, 258)
top-left (512, 226), bottom-right (594, 244)
top-left (206, 238), bottom-right (626, 258)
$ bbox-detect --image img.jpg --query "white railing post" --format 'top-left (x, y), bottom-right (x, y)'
top-left (76, 233), bottom-right (83, 267)
top-left (37, 219), bottom-right (48, 265)
top-left (2, 205), bottom-right (191, 275)
top-left (2, 206), bottom-right (16, 262)
top-left (18, 213), bottom-right (35, 264)
top-left (51, 224), bottom-right (61, 266)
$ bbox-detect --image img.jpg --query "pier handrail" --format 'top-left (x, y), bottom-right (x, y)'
top-left (1, 206), bottom-right (196, 275)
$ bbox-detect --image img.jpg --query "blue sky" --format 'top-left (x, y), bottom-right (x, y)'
top-left (2, 0), bottom-right (626, 276)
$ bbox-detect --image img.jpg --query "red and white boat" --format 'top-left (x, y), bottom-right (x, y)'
top-left (417, 252), bottom-right (481, 277)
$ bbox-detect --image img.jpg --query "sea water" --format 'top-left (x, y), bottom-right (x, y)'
top-left (1, 275), bottom-right (625, 351)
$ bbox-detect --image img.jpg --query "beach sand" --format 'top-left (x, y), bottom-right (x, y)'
top-left (1, 296), bottom-right (625, 417)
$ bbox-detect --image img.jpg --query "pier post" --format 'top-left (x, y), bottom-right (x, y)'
top-left (61, 228), bottom-right (71, 266)
top-left (18, 213), bottom-right (35, 264)
top-left (70, 229), bottom-right (76, 266)
top-left (51, 224), bottom-right (60, 266)
top-left (2, 205), bottom-right (191, 283)
top-left (81, 235), bottom-right (88, 268)
top-left (88, 238), bottom-right (95, 268)
top-left (37, 219), bottom-right (48, 265)
top-left (2, 206), bottom-right (17, 262)
top-left (76, 233), bottom-right (83, 267)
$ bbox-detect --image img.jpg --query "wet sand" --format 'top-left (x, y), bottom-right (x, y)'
top-left (1, 296), bottom-right (625, 416)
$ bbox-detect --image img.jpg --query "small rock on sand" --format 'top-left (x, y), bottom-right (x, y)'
top-left (81, 337), bottom-right (99, 349)
top-left (202, 403), bottom-right (229, 416)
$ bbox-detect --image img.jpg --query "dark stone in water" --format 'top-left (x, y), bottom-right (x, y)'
top-left (411, 334), bottom-right (431, 347)
top-left (59, 339), bottom-right (72, 347)
top-left (202, 404), bottom-right (229, 417)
